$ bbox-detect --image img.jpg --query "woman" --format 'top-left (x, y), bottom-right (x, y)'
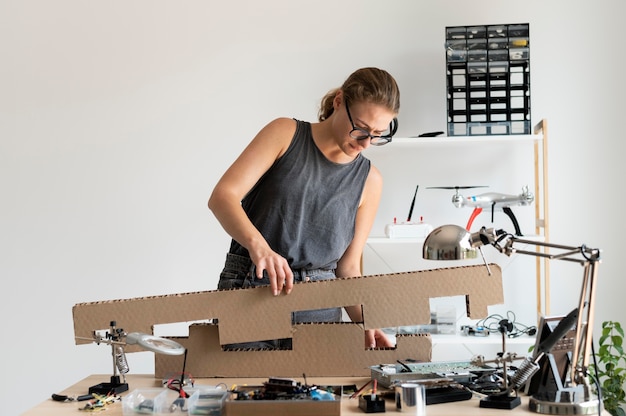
top-left (208, 67), bottom-right (400, 349)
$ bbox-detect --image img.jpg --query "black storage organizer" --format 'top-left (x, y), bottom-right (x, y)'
top-left (446, 23), bottom-right (530, 136)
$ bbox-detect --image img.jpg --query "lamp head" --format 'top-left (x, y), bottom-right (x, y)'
top-left (423, 224), bottom-right (505, 261)
top-left (422, 224), bottom-right (479, 260)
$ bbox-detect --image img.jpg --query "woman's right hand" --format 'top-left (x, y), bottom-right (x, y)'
top-left (250, 248), bottom-right (294, 296)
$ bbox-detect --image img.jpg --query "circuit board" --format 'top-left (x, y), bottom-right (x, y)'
top-left (371, 360), bottom-right (495, 388)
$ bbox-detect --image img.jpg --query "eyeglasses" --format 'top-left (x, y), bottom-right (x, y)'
top-left (345, 101), bottom-right (398, 146)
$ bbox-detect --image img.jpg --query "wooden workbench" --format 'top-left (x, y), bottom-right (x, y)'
top-left (23, 374), bottom-right (606, 415)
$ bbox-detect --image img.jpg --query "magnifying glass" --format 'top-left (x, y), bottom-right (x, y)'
top-left (125, 332), bottom-right (185, 356)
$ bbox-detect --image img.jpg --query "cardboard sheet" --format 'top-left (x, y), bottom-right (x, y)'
top-left (73, 264), bottom-right (503, 377)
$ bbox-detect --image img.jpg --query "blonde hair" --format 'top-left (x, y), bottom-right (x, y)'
top-left (318, 67), bottom-right (400, 122)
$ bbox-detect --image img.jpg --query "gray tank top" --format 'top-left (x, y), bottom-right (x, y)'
top-left (228, 119), bottom-right (371, 270)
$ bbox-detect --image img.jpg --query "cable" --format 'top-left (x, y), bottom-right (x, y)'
top-left (166, 365), bottom-right (194, 414)
top-left (590, 336), bottom-right (603, 416)
top-left (473, 311), bottom-right (536, 338)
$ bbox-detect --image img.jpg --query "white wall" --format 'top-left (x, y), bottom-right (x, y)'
top-left (2, 1), bottom-right (624, 414)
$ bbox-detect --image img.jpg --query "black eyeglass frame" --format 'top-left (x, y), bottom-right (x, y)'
top-left (345, 101), bottom-right (398, 146)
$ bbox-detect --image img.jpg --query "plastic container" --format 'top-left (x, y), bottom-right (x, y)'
top-left (187, 387), bottom-right (228, 415)
top-left (122, 388), bottom-right (169, 415)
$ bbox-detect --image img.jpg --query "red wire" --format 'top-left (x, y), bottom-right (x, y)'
top-left (350, 379), bottom-right (374, 399)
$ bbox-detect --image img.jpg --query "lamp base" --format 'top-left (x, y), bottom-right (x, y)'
top-left (529, 390), bottom-right (602, 415)
top-left (479, 394), bottom-right (521, 409)
top-left (88, 376), bottom-right (129, 395)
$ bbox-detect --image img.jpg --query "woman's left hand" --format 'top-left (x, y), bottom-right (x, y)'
top-left (365, 328), bottom-right (395, 348)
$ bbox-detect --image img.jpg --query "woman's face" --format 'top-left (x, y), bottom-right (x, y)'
top-left (336, 98), bottom-right (397, 157)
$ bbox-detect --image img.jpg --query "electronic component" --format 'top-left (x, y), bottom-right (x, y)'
top-left (359, 394), bottom-right (386, 413)
top-left (424, 386), bottom-right (472, 405)
top-left (371, 360), bottom-right (495, 388)
top-left (461, 325), bottom-right (490, 336)
top-left (51, 393), bottom-right (94, 402)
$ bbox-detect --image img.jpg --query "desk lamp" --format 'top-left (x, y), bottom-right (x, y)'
top-left (423, 225), bottom-right (602, 415)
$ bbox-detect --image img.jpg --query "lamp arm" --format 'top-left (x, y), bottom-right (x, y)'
top-left (572, 260), bottom-right (600, 388)
top-left (473, 227), bottom-right (601, 388)
top-left (473, 228), bottom-right (600, 264)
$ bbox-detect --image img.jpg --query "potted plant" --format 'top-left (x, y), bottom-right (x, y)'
top-left (590, 321), bottom-right (626, 416)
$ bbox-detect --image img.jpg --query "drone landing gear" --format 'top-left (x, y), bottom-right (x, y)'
top-left (466, 207), bottom-right (483, 232)
top-left (502, 207), bottom-right (523, 236)
top-left (466, 206), bottom-right (524, 236)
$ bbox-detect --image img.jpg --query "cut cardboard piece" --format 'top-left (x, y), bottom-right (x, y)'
top-left (154, 322), bottom-right (432, 378)
top-left (73, 264), bottom-right (503, 377)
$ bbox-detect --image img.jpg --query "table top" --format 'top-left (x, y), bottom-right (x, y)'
top-left (24, 374), bottom-right (603, 415)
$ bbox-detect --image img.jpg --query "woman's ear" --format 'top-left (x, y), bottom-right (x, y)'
top-left (333, 90), bottom-right (343, 110)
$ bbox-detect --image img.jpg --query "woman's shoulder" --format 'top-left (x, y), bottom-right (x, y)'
top-left (264, 117), bottom-right (301, 132)
top-left (255, 117), bottom-right (298, 141)
top-left (250, 118), bottom-right (303, 159)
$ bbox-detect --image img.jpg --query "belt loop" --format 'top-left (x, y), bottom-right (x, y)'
top-left (243, 264), bottom-right (256, 288)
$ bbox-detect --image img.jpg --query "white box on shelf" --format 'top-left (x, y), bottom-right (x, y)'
top-left (385, 222), bottom-right (433, 239)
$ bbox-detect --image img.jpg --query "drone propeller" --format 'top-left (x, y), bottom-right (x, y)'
top-left (426, 185), bottom-right (489, 190)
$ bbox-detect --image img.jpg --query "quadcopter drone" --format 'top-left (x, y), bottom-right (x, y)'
top-left (428, 185), bottom-right (534, 236)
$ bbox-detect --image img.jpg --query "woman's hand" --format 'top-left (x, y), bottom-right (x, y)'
top-left (365, 328), bottom-right (395, 348)
top-left (250, 248), bottom-right (294, 296)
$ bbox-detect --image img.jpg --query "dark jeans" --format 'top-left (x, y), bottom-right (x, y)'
top-left (218, 253), bottom-right (342, 350)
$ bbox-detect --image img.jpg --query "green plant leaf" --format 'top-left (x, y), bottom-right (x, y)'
top-left (594, 320), bottom-right (626, 416)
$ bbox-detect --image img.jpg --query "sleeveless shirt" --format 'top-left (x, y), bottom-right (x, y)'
top-left (228, 119), bottom-right (371, 270)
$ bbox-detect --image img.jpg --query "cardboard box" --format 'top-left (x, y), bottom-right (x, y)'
top-left (225, 399), bottom-right (339, 416)
top-left (223, 384), bottom-right (341, 416)
top-left (72, 264), bottom-right (502, 378)
top-left (224, 396), bottom-right (340, 416)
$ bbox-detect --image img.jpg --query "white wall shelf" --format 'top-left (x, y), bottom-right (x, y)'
top-left (430, 333), bottom-right (535, 362)
top-left (390, 134), bottom-right (542, 146)
top-left (362, 120), bottom-right (550, 327)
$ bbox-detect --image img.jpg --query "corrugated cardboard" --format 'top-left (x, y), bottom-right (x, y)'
top-left (154, 322), bottom-right (432, 378)
top-left (73, 264), bottom-right (502, 377)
